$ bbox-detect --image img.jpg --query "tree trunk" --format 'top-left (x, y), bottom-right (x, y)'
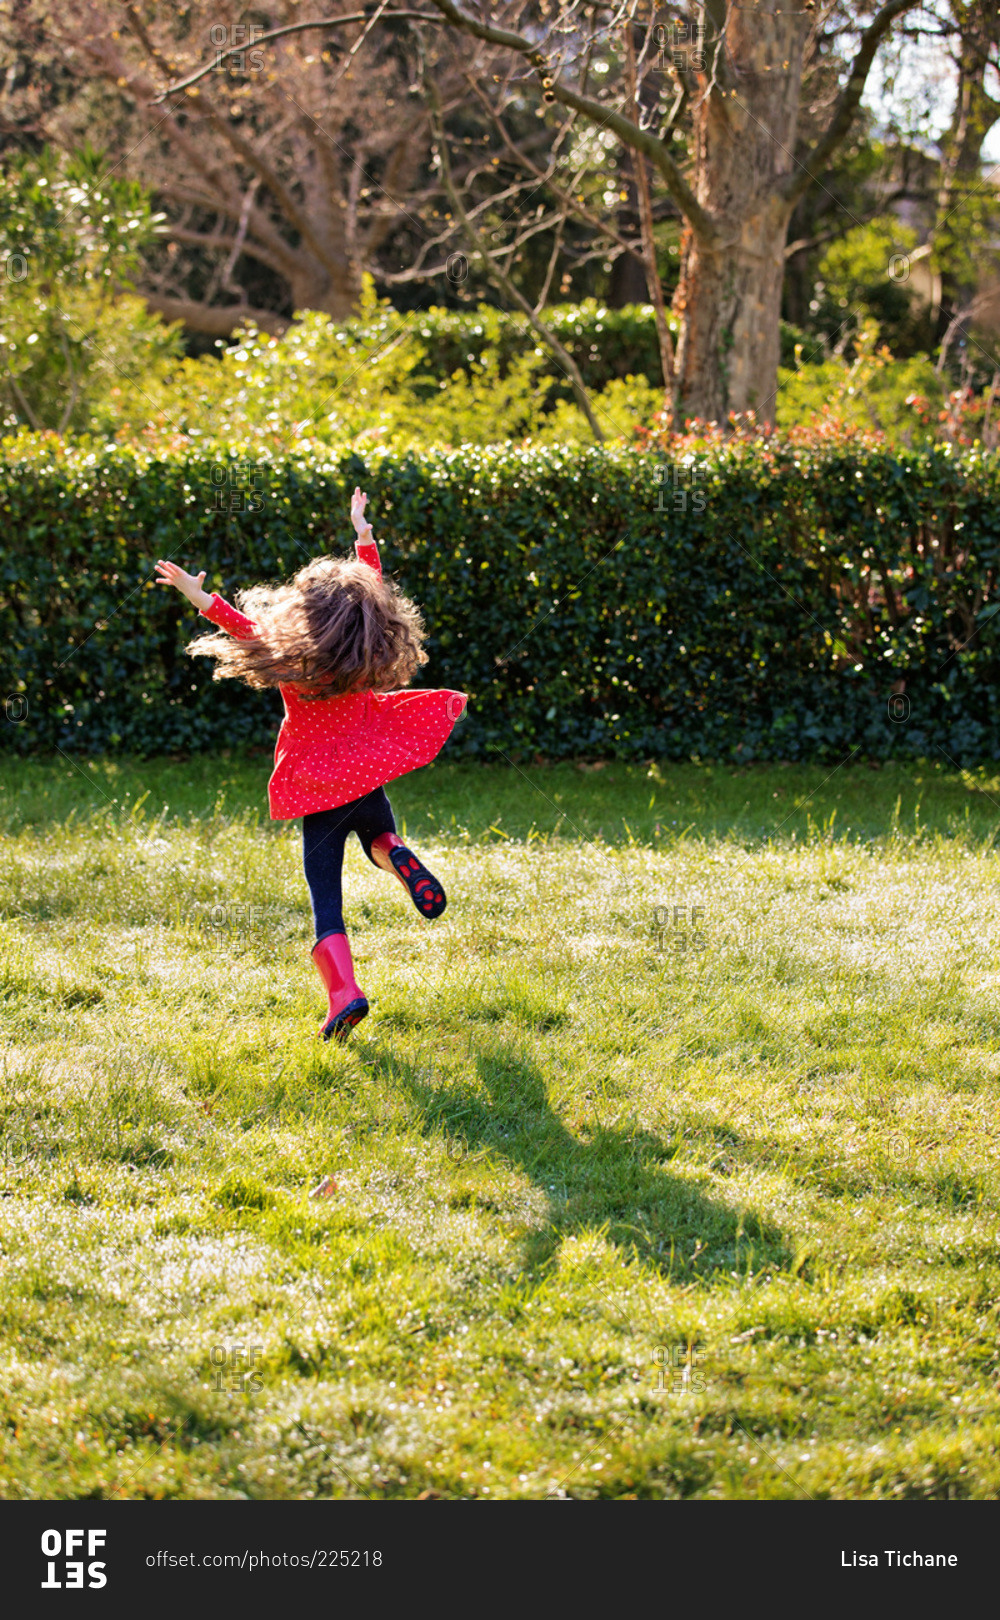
top-left (670, 2), bottom-right (804, 425)
top-left (608, 246), bottom-right (648, 307)
top-left (607, 169), bottom-right (647, 306)
top-left (674, 194), bottom-right (792, 423)
top-left (287, 258), bottom-right (364, 323)
top-left (933, 4), bottom-right (1000, 340)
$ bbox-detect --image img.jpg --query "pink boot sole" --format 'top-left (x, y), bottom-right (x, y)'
top-left (370, 833), bottom-right (447, 919)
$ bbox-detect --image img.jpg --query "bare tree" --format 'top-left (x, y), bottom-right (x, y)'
top-left (0, 1), bottom-right (463, 334)
top-left (2, 0), bottom-right (936, 425)
top-left (419, 0), bottom-right (924, 425)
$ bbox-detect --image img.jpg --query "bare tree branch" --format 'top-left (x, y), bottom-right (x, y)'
top-left (463, 74), bottom-right (655, 257)
top-left (623, 18), bottom-right (674, 396)
top-left (220, 175), bottom-right (262, 294)
top-left (785, 0), bottom-right (925, 205)
top-left (424, 61), bottom-right (604, 442)
top-left (152, 11), bottom-right (440, 100)
top-left (140, 294), bottom-right (289, 337)
top-left (424, 0), bottom-right (719, 241)
top-left (784, 189), bottom-right (914, 258)
top-left (535, 209), bottom-right (567, 312)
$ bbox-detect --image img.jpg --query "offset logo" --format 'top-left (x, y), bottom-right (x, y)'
top-left (41, 1529), bottom-right (107, 1589)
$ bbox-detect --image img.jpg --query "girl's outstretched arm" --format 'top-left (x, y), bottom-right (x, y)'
top-left (156, 559), bottom-right (258, 640)
top-left (350, 486), bottom-right (382, 577)
top-left (155, 559), bottom-right (212, 610)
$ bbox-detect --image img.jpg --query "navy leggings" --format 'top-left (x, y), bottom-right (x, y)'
top-left (302, 787), bottom-right (397, 942)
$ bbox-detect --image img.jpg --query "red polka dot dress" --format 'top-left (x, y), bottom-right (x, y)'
top-left (199, 537), bottom-right (467, 820)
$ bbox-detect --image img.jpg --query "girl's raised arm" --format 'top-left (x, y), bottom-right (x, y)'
top-left (155, 559), bottom-right (259, 641)
top-left (350, 486), bottom-right (382, 578)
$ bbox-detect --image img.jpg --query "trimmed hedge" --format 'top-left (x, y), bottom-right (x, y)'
top-left (2, 438), bottom-right (1000, 764)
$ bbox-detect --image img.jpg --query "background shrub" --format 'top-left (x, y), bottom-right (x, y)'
top-left (67, 290), bottom-right (817, 453)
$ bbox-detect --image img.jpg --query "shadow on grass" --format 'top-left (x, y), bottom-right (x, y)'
top-left (366, 1036), bottom-right (790, 1281)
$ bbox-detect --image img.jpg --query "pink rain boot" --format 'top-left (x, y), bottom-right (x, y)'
top-left (311, 932), bottom-right (369, 1041)
top-left (370, 832), bottom-right (446, 919)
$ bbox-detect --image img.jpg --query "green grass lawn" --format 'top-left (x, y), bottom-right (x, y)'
top-left (2, 752), bottom-right (999, 1499)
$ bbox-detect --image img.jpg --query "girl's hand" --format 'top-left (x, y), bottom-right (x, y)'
top-left (155, 559), bottom-right (212, 610)
top-left (351, 485), bottom-right (373, 541)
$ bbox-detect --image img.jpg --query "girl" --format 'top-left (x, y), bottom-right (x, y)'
top-left (156, 488), bottom-right (466, 1040)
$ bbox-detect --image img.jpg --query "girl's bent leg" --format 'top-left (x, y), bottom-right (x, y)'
top-left (353, 789), bottom-right (447, 921)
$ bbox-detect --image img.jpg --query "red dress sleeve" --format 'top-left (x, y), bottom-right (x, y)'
top-left (355, 535), bottom-right (382, 578)
top-left (199, 593), bottom-right (259, 641)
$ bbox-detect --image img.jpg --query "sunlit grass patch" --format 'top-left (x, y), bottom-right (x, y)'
top-left (1, 755), bottom-right (1000, 1498)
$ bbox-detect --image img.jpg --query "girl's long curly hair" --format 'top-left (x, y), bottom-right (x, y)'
top-left (187, 555), bottom-right (428, 697)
